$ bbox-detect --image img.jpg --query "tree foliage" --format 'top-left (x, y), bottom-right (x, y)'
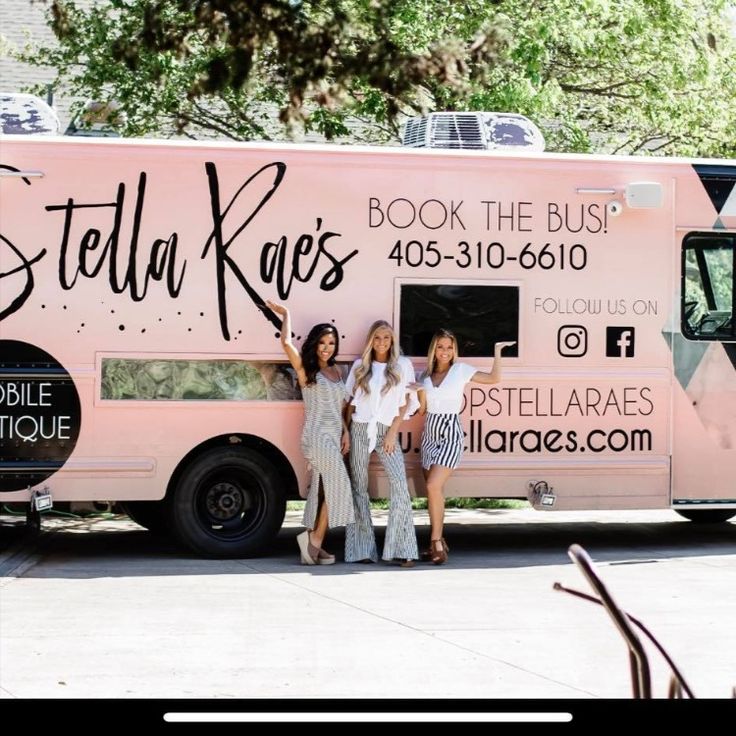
top-left (18, 0), bottom-right (736, 156)
top-left (482, 0), bottom-right (736, 156)
top-left (22, 0), bottom-right (505, 141)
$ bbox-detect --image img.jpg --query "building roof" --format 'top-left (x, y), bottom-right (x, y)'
top-left (0, 0), bottom-right (83, 128)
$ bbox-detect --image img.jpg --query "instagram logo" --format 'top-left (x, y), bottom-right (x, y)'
top-left (558, 325), bottom-right (588, 357)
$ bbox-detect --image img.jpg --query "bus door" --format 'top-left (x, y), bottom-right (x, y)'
top-left (672, 231), bottom-right (736, 514)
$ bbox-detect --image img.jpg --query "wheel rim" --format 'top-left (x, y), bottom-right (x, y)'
top-left (193, 466), bottom-right (269, 541)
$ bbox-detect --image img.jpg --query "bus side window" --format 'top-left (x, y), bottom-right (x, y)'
top-left (398, 282), bottom-right (519, 358)
top-left (682, 234), bottom-right (735, 341)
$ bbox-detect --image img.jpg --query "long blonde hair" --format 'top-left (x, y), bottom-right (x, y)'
top-left (423, 328), bottom-right (459, 378)
top-left (354, 320), bottom-right (402, 395)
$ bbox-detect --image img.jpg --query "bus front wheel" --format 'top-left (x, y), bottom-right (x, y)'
top-left (675, 509), bottom-right (736, 523)
top-left (168, 447), bottom-right (286, 558)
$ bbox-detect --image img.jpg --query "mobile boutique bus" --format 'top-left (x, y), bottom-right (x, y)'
top-left (2, 112), bottom-right (734, 556)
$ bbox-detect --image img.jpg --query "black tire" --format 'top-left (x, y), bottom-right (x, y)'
top-left (121, 501), bottom-right (170, 535)
top-left (675, 509), bottom-right (736, 524)
top-left (168, 447), bottom-right (286, 558)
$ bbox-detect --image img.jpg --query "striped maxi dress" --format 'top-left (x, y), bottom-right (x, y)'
top-left (301, 371), bottom-right (355, 530)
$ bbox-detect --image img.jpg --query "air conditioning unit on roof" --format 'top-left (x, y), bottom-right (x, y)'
top-left (0, 93), bottom-right (60, 135)
top-left (65, 100), bottom-right (124, 137)
top-left (402, 112), bottom-right (545, 152)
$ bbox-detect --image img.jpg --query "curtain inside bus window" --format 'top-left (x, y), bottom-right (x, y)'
top-left (100, 359), bottom-right (303, 400)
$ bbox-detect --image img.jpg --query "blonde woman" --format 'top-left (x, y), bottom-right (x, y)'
top-left (266, 300), bottom-right (354, 565)
top-left (418, 329), bottom-right (515, 564)
top-left (344, 320), bottom-right (419, 567)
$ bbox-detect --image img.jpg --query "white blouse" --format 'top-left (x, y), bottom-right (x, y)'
top-left (346, 356), bottom-right (418, 451)
top-left (422, 361), bottom-right (477, 414)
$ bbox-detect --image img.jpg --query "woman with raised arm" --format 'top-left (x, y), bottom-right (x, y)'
top-left (418, 330), bottom-right (515, 565)
top-left (345, 320), bottom-right (419, 567)
top-left (265, 300), bottom-right (354, 565)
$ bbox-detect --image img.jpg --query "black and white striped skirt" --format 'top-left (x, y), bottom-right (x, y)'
top-left (420, 413), bottom-right (464, 470)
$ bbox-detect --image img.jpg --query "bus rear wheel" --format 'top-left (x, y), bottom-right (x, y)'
top-left (675, 509), bottom-right (736, 523)
top-left (168, 446), bottom-right (286, 558)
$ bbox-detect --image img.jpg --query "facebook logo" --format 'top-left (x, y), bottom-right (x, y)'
top-left (606, 326), bottom-right (635, 357)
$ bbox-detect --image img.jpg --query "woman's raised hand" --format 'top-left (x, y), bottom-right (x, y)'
top-left (494, 341), bottom-right (516, 354)
top-left (265, 299), bottom-right (287, 316)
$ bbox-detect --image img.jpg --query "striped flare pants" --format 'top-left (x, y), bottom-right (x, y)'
top-left (345, 420), bottom-right (418, 562)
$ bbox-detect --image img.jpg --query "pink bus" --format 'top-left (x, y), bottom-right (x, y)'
top-left (1, 131), bottom-right (734, 556)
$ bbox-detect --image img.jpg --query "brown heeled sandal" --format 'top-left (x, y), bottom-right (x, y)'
top-left (430, 538), bottom-right (448, 565)
top-left (421, 538), bottom-right (449, 562)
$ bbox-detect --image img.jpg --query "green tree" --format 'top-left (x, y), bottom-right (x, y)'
top-left (18, 0), bottom-right (736, 155)
top-left (20, 0), bottom-right (505, 141)
top-left (477, 0), bottom-right (736, 155)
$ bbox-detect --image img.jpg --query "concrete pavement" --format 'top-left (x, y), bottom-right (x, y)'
top-left (1, 507), bottom-right (735, 700)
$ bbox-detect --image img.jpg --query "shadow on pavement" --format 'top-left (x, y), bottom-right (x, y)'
top-left (2, 510), bottom-right (734, 579)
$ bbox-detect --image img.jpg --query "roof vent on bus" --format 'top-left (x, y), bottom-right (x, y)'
top-left (0, 93), bottom-right (60, 135)
top-left (402, 112), bottom-right (545, 152)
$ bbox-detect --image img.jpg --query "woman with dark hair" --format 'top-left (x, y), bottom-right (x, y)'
top-left (417, 329), bottom-right (515, 564)
top-left (266, 300), bottom-right (354, 565)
